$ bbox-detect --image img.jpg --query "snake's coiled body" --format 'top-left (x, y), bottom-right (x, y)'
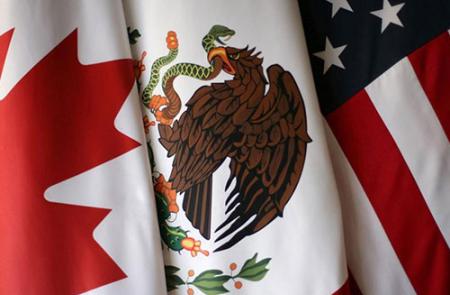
top-left (162, 62), bottom-right (218, 88)
top-left (142, 25), bottom-right (235, 122)
top-left (142, 48), bottom-right (178, 106)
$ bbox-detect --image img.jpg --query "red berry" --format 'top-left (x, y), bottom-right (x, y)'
top-left (234, 281), bottom-right (243, 289)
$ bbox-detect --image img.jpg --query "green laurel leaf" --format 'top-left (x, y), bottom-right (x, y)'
top-left (236, 253), bottom-right (271, 282)
top-left (191, 269), bottom-right (231, 295)
top-left (165, 265), bottom-right (180, 275)
top-left (165, 265), bottom-right (184, 292)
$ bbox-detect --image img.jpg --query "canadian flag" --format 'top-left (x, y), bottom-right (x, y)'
top-left (0, 1), bottom-right (166, 294)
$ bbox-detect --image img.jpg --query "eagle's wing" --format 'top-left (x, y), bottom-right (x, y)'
top-left (158, 82), bottom-right (240, 238)
top-left (215, 65), bottom-right (311, 251)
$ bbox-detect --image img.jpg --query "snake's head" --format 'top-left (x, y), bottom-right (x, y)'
top-left (208, 25), bottom-right (235, 45)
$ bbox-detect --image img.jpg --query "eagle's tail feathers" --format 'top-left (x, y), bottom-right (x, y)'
top-left (182, 176), bottom-right (212, 239)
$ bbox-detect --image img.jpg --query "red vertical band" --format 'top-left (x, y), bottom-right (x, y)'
top-left (409, 32), bottom-right (450, 140)
top-left (327, 90), bottom-right (450, 295)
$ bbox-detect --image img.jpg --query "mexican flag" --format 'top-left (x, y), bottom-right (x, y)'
top-left (125, 0), bottom-right (347, 294)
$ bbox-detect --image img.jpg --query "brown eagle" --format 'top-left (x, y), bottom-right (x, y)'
top-left (157, 45), bottom-right (311, 251)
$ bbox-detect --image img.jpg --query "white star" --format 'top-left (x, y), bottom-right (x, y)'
top-left (370, 0), bottom-right (405, 33)
top-left (326, 0), bottom-right (353, 18)
top-left (313, 38), bottom-right (347, 74)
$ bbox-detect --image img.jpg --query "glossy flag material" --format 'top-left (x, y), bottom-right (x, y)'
top-left (0, 0), bottom-right (448, 294)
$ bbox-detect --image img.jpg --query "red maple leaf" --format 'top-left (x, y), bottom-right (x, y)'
top-left (0, 30), bottom-right (140, 294)
top-left (0, 29), bottom-right (13, 78)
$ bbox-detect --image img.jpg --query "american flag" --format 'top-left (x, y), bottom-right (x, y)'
top-left (299, 0), bottom-right (450, 294)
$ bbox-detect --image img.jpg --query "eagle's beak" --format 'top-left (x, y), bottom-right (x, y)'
top-left (208, 47), bottom-right (236, 75)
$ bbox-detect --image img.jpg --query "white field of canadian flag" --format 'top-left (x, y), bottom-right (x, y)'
top-left (0, 0), bottom-right (166, 294)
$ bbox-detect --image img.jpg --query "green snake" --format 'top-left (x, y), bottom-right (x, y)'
top-left (161, 25), bottom-right (235, 86)
top-left (142, 25), bottom-right (235, 120)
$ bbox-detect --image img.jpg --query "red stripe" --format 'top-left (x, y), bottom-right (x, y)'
top-left (332, 271), bottom-right (362, 295)
top-left (327, 91), bottom-right (450, 295)
top-left (0, 29), bottom-right (13, 79)
top-left (409, 32), bottom-right (450, 140)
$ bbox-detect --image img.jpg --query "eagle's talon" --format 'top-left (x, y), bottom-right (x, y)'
top-left (148, 95), bottom-right (173, 125)
top-left (148, 95), bottom-right (169, 111)
top-left (155, 110), bottom-right (173, 126)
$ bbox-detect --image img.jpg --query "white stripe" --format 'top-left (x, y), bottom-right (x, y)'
top-left (325, 124), bottom-right (415, 295)
top-left (366, 57), bottom-right (450, 246)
